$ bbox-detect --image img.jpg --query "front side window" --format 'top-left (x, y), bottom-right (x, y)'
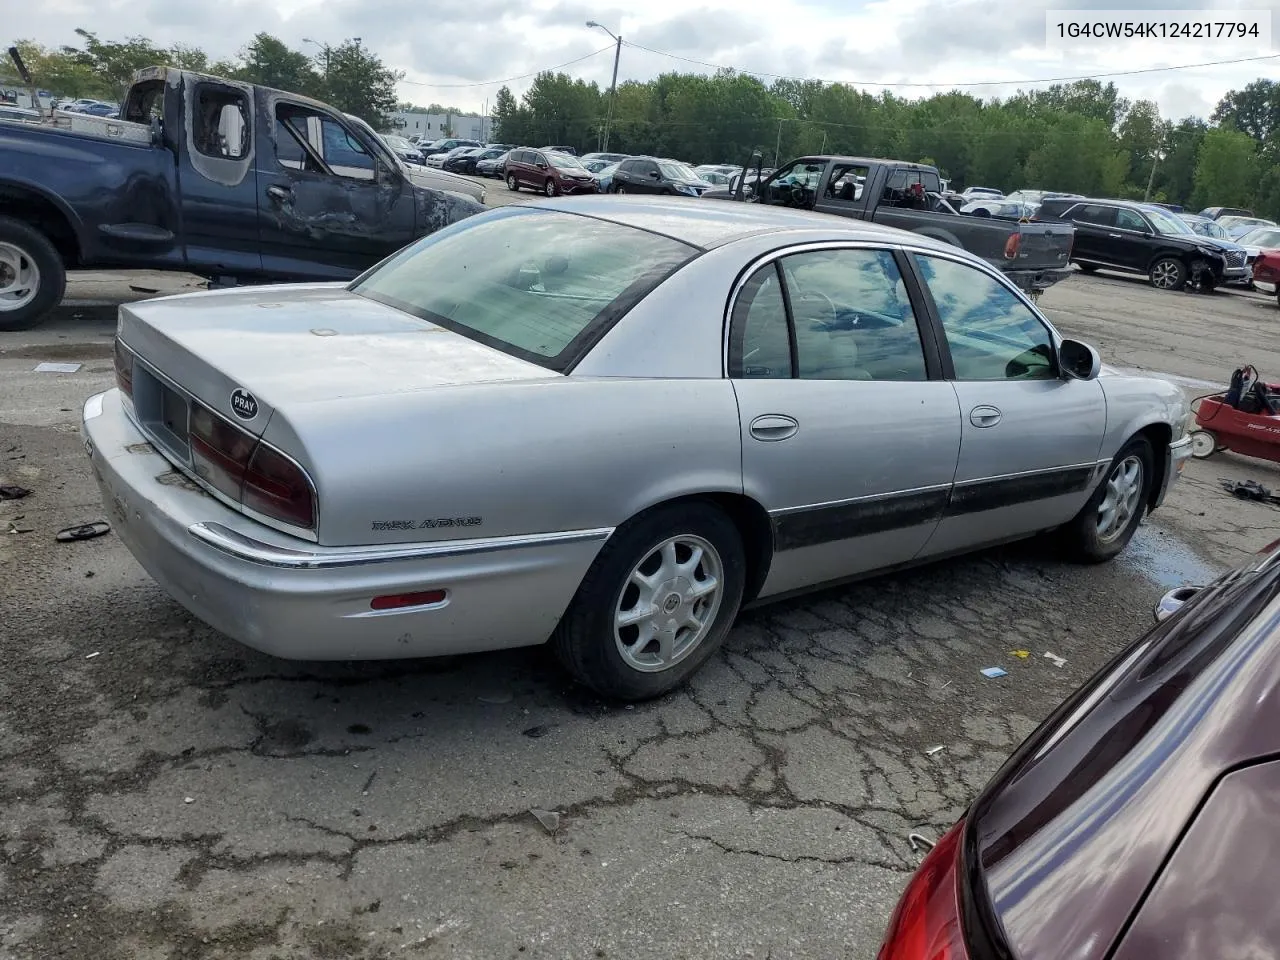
top-left (1116, 209), bottom-right (1148, 232)
top-left (914, 254), bottom-right (1056, 381)
top-left (1070, 204), bottom-right (1117, 227)
top-left (727, 248), bottom-right (928, 382)
top-left (275, 104), bottom-right (375, 181)
top-left (352, 210), bottom-right (698, 371)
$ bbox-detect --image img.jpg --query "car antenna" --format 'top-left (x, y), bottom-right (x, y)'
top-left (6, 46), bottom-right (46, 120)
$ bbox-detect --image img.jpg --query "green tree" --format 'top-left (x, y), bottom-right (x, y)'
top-left (234, 34), bottom-right (321, 97)
top-left (62, 29), bottom-right (172, 99)
top-left (318, 40), bottom-right (402, 129)
top-left (1212, 79), bottom-right (1280, 145)
top-left (1118, 99), bottom-right (1170, 190)
top-left (491, 85), bottom-right (528, 144)
top-left (1191, 128), bottom-right (1260, 210)
top-left (11, 40), bottom-right (108, 99)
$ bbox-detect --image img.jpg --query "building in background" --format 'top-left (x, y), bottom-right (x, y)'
top-left (390, 110), bottom-right (491, 142)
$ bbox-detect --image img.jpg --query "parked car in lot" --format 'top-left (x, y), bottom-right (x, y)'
top-left (504, 148), bottom-right (597, 195)
top-left (1005, 189), bottom-right (1083, 205)
top-left (1199, 205), bottom-right (1254, 220)
top-left (381, 133), bottom-right (425, 166)
top-left (445, 146), bottom-right (504, 175)
top-left (1252, 249), bottom-right (1280, 300)
top-left (84, 198), bottom-right (1191, 701)
top-left (592, 161), bottom-right (621, 193)
top-left (1234, 225), bottom-right (1280, 263)
top-left (878, 537), bottom-right (1280, 960)
top-left (0, 65), bottom-right (482, 331)
top-left (344, 115), bottom-right (487, 205)
top-left (540, 144), bottom-right (577, 155)
top-left (1220, 215), bottom-right (1278, 239)
top-left (710, 155), bottom-right (1075, 296)
top-left (580, 151), bottom-right (628, 165)
top-left (1036, 197), bottom-right (1237, 290)
top-left (0, 105), bottom-right (42, 123)
top-left (609, 157), bottom-right (715, 196)
top-left (960, 186), bottom-right (1003, 200)
top-left (960, 199), bottom-right (1037, 220)
top-left (475, 150), bottom-right (509, 178)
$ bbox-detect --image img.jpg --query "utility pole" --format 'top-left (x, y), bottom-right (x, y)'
top-left (1143, 144), bottom-right (1163, 202)
top-left (587, 22), bottom-right (622, 153)
top-left (774, 118), bottom-right (784, 167)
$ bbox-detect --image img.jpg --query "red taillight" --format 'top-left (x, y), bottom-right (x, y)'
top-left (370, 590), bottom-right (447, 611)
top-left (243, 443), bottom-right (315, 529)
top-left (114, 338), bottom-right (134, 398)
top-left (189, 404), bottom-right (316, 531)
top-left (1004, 234), bottom-right (1021, 260)
top-left (877, 819), bottom-right (968, 960)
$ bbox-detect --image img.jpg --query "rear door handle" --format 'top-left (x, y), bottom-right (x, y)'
top-left (969, 405), bottom-right (1002, 428)
top-left (749, 414), bottom-right (799, 442)
top-left (266, 184), bottom-right (292, 202)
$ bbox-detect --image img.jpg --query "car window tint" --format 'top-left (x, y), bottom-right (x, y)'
top-left (782, 249), bottom-right (927, 381)
top-left (1116, 209), bottom-right (1146, 231)
top-left (915, 254), bottom-right (1056, 381)
top-left (1072, 204), bottom-right (1117, 227)
top-left (352, 210), bottom-right (698, 372)
top-left (728, 264), bottom-right (792, 379)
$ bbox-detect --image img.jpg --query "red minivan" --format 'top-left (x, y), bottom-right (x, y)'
top-left (504, 148), bottom-right (598, 197)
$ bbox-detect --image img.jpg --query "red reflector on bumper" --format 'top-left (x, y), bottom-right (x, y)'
top-left (370, 590), bottom-right (447, 611)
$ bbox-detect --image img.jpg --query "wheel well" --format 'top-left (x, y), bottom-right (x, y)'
top-left (1139, 422), bottom-right (1172, 510)
top-left (635, 492), bottom-right (775, 604)
top-left (0, 186), bottom-right (81, 267)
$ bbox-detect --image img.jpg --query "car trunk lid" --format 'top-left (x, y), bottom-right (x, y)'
top-left (1009, 220), bottom-right (1074, 270)
top-left (117, 282), bottom-right (555, 439)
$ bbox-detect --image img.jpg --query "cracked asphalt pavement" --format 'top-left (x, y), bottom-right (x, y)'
top-left (3, 269), bottom-right (1280, 959)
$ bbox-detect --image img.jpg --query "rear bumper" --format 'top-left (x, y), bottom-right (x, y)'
top-left (81, 389), bottom-right (610, 661)
top-left (1007, 267), bottom-right (1072, 295)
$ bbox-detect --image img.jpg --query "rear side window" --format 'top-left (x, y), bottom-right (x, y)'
top-left (193, 85), bottom-right (249, 160)
top-left (1071, 204), bottom-right (1118, 227)
top-left (352, 210), bottom-right (699, 371)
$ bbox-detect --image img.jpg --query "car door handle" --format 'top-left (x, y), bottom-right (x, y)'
top-left (749, 414), bottom-right (799, 442)
top-left (969, 405), bottom-right (1002, 428)
top-left (1108, 233), bottom-right (1123, 238)
top-left (266, 184), bottom-right (292, 203)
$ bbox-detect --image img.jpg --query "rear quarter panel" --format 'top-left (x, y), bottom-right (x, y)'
top-left (0, 123), bottom-right (180, 267)
top-left (268, 377), bottom-right (744, 546)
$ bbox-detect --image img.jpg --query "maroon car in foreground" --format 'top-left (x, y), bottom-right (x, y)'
top-left (879, 539), bottom-right (1280, 960)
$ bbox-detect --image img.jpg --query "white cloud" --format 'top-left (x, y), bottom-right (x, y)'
top-left (9, 0), bottom-right (1278, 116)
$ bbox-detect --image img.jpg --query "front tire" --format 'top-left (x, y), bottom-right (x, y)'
top-left (506, 174), bottom-right (519, 191)
top-left (544, 179), bottom-right (558, 197)
top-left (552, 502), bottom-right (746, 701)
top-left (0, 217), bottom-right (65, 332)
top-left (1149, 256), bottom-right (1187, 291)
top-left (1060, 436), bottom-right (1154, 563)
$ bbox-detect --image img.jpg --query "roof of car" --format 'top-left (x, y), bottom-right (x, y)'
top-left (531, 195), bottom-right (963, 252)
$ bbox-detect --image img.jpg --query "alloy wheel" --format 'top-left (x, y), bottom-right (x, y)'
top-left (1097, 455), bottom-right (1144, 542)
top-left (614, 534), bottom-right (724, 673)
top-left (1151, 260), bottom-right (1181, 289)
top-left (0, 241), bottom-right (40, 313)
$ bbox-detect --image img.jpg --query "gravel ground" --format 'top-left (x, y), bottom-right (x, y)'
top-left (2, 265), bottom-right (1279, 960)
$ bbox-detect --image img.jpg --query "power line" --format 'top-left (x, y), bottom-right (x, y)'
top-left (399, 44), bottom-right (614, 88)
top-left (621, 41), bottom-right (1280, 89)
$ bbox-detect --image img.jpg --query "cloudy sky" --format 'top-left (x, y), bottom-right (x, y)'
top-left (15, 0), bottom-right (1280, 118)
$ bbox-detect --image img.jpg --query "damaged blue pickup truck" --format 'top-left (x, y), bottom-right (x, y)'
top-left (0, 66), bottom-right (484, 330)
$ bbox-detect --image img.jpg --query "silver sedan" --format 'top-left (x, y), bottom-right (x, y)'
top-left (82, 198), bottom-right (1193, 700)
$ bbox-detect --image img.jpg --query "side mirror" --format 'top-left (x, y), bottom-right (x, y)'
top-left (649, 170), bottom-right (660, 179)
top-left (536, 161), bottom-right (547, 169)
top-left (1058, 338), bottom-right (1101, 381)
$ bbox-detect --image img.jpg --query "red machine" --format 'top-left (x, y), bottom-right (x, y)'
top-left (1191, 365), bottom-right (1280, 462)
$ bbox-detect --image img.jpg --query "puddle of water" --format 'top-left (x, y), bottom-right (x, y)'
top-left (1118, 525), bottom-right (1224, 589)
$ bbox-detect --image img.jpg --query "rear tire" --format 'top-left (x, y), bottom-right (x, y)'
top-left (552, 502), bottom-right (746, 701)
top-left (1077, 263), bottom-right (1099, 274)
top-left (1059, 436), bottom-right (1155, 563)
top-left (0, 216), bottom-right (65, 332)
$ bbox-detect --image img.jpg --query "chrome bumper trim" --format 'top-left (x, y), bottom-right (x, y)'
top-left (188, 521), bottom-right (615, 569)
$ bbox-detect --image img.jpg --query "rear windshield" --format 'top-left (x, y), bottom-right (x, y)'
top-left (350, 209), bottom-right (699, 371)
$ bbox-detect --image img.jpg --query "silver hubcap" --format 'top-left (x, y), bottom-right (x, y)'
top-left (0, 241), bottom-right (40, 312)
top-left (1151, 260), bottom-right (1180, 288)
top-left (545, 181), bottom-right (555, 196)
top-left (614, 534), bottom-right (723, 673)
top-left (1097, 455), bottom-right (1144, 542)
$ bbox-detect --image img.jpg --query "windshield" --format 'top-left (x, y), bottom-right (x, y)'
top-left (548, 153), bottom-right (583, 169)
top-left (385, 136), bottom-right (412, 149)
top-left (1240, 227), bottom-right (1280, 247)
top-left (350, 210), bottom-right (698, 371)
top-left (659, 161), bottom-right (699, 181)
top-left (1146, 207), bottom-right (1193, 236)
top-left (1184, 218), bottom-right (1226, 239)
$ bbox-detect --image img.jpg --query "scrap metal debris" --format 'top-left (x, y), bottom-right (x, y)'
top-left (56, 521), bottom-right (111, 543)
top-left (1219, 478), bottom-right (1280, 505)
top-left (1043, 652), bottom-right (1067, 668)
top-left (981, 667), bottom-right (1008, 679)
top-left (0, 484), bottom-right (30, 500)
top-left (925, 745), bottom-right (945, 756)
top-left (529, 808), bottom-right (561, 835)
top-left (908, 832), bottom-right (936, 852)
top-left (85, 652), bottom-right (100, 660)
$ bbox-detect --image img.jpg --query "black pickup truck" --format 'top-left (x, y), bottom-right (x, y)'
top-left (706, 155), bottom-right (1075, 295)
top-left (0, 65), bottom-right (484, 330)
